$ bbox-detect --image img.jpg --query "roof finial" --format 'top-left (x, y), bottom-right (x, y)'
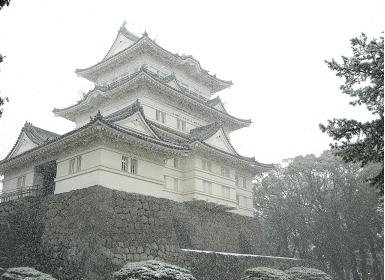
top-left (120, 20), bottom-right (127, 30)
top-left (90, 110), bottom-right (103, 121)
top-left (143, 30), bottom-right (148, 37)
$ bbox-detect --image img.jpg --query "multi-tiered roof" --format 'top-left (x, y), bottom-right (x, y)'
top-left (0, 24), bottom-right (272, 174)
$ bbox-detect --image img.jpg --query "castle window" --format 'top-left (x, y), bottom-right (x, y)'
top-left (173, 177), bottom-right (179, 191)
top-left (165, 176), bottom-right (179, 191)
top-left (69, 156), bottom-right (82, 175)
top-left (237, 195), bottom-right (248, 207)
top-left (17, 175), bottom-right (26, 189)
top-left (121, 156), bottom-right (128, 172)
top-left (173, 158), bottom-right (179, 169)
top-left (243, 177), bottom-right (247, 189)
top-left (222, 186), bottom-right (230, 199)
top-left (177, 119), bottom-right (186, 131)
top-left (131, 158), bottom-right (138, 174)
top-left (156, 110), bottom-right (166, 124)
top-left (69, 158), bottom-right (75, 174)
top-left (235, 174), bottom-right (239, 186)
top-left (202, 180), bottom-right (212, 194)
top-left (76, 156), bottom-right (82, 172)
top-left (221, 166), bottom-right (230, 177)
top-left (202, 159), bottom-right (212, 172)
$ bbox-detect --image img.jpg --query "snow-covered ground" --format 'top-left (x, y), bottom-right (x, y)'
top-left (180, 249), bottom-right (302, 261)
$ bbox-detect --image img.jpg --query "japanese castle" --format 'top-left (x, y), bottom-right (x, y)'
top-left (0, 23), bottom-right (272, 216)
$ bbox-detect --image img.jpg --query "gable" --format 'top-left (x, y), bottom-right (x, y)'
top-left (8, 132), bottom-right (38, 159)
top-left (115, 112), bottom-right (159, 138)
top-left (203, 129), bottom-right (236, 155)
top-left (213, 102), bottom-right (227, 112)
top-left (166, 79), bottom-right (183, 91)
top-left (104, 32), bottom-right (136, 60)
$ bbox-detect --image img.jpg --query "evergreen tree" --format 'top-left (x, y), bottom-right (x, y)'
top-left (254, 152), bottom-right (383, 280)
top-left (320, 33), bottom-right (384, 192)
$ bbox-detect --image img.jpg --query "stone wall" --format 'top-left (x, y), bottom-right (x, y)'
top-left (0, 196), bottom-right (46, 269)
top-left (178, 250), bottom-right (311, 280)
top-left (0, 185), bottom-right (307, 280)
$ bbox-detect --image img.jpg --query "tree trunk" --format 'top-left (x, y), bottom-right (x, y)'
top-left (359, 248), bottom-right (368, 280)
top-left (350, 251), bottom-right (360, 280)
top-left (368, 237), bottom-right (382, 280)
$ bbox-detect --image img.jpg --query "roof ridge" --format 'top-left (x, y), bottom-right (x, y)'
top-left (76, 30), bottom-right (233, 90)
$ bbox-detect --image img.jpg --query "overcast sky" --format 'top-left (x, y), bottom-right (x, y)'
top-left (0, 0), bottom-right (383, 165)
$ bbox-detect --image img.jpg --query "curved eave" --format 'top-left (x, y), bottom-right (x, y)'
top-left (5, 128), bottom-right (28, 160)
top-left (75, 35), bottom-right (232, 93)
top-left (0, 118), bottom-right (189, 173)
top-left (54, 69), bottom-right (251, 129)
top-left (191, 141), bottom-right (273, 173)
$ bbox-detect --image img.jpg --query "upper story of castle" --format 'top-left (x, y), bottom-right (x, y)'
top-left (53, 23), bottom-right (251, 134)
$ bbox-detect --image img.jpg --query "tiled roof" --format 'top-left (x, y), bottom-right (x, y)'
top-left (24, 122), bottom-right (60, 145)
top-left (206, 96), bottom-right (221, 106)
top-left (189, 122), bottom-right (221, 141)
top-left (5, 122), bottom-right (60, 160)
top-left (76, 29), bottom-right (232, 92)
top-left (1, 113), bottom-right (189, 168)
top-left (54, 66), bottom-right (251, 129)
top-left (104, 99), bottom-right (144, 122)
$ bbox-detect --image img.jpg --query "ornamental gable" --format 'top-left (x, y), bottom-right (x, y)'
top-left (8, 132), bottom-right (38, 159)
top-left (212, 102), bottom-right (227, 113)
top-left (114, 111), bottom-right (159, 139)
top-left (103, 24), bottom-right (139, 61)
top-left (203, 129), bottom-right (236, 155)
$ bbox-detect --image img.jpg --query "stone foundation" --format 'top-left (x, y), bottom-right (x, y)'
top-left (0, 185), bottom-right (308, 280)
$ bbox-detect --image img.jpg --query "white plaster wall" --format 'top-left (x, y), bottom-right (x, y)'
top-left (54, 146), bottom-right (254, 217)
top-left (140, 96), bottom-right (208, 133)
top-left (56, 148), bottom-right (102, 179)
top-left (100, 148), bottom-right (164, 182)
top-left (95, 54), bottom-right (212, 98)
top-left (55, 146), bottom-right (166, 198)
top-left (74, 89), bottom-right (141, 128)
top-left (2, 167), bottom-right (35, 192)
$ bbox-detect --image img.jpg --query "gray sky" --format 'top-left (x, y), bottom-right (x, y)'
top-left (0, 0), bottom-right (383, 164)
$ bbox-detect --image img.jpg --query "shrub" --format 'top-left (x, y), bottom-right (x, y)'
top-left (112, 260), bottom-right (196, 280)
top-left (241, 267), bottom-right (290, 280)
top-left (285, 267), bottom-right (332, 280)
top-left (1, 267), bottom-right (57, 280)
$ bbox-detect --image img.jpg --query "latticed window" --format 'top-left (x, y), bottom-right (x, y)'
top-left (173, 177), bottom-right (179, 191)
top-left (235, 174), bottom-right (239, 186)
top-left (222, 186), bottom-right (230, 199)
top-left (221, 166), bottom-right (230, 177)
top-left (76, 156), bottom-right (82, 172)
top-left (202, 180), bottom-right (212, 194)
top-left (173, 158), bottom-right (179, 168)
top-left (177, 119), bottom-right (186, 131)
top-left (243, 177), bottom-right (247, 189)
top-left (131, 159), bottom-right (138, 174)
top-left (156, 110), bottom-right (166, 123)
top-left (121, 156), bottom-right (128, 172)
top-left (202, 159), bottom-right (212, 172)
top-left (69, 158), bottom-right (75, 174)
top-left (69, 156), bottom-right (82, 174)
top-left (17, 175), bottom-right (26, 189)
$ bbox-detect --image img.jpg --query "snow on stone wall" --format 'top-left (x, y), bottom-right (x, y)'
top-left (0, 185), bottom-right (309, 280)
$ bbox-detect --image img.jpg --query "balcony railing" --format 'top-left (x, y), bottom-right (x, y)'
top-left (0, 185), bottom-right (41, 203)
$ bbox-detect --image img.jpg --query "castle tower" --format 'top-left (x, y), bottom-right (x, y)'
top-left (0, 24), bottom-right (272, 216)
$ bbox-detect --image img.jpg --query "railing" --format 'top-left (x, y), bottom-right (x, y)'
top-left (0, 185), bottom-right (41, 203)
